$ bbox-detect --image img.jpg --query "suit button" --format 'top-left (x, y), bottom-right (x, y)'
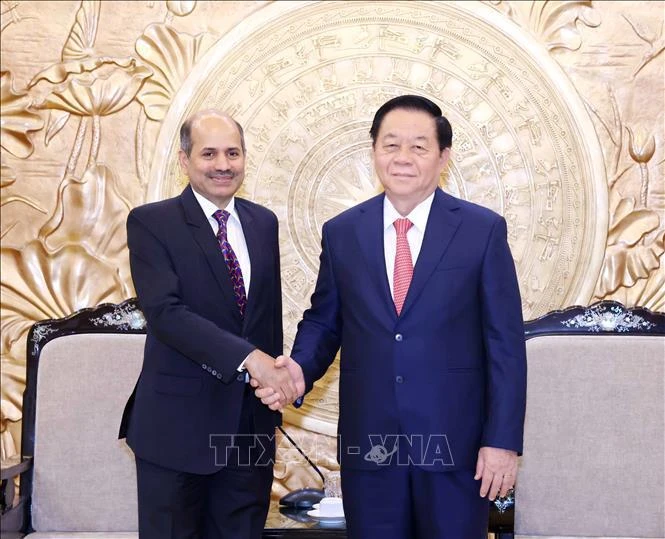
top-left (395, 375), bottom-right (403, 384)
top-left (217, 373), bottom-right (223, 380)
top-left (236, 373), bottom-right (245, 382)
top-left (207, 366), bottom-right (212, 372)
top-left (395, 334), bottom-right (403, 342)
top-left (212, 370), bottom-right (217, 375)
top-left (202, 363), bottom-right (207, 369)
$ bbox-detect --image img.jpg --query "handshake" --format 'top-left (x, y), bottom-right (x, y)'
top-left (244, 350), bottom-right (305, 411)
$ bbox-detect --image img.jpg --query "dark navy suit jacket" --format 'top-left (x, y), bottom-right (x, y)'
top-left (292, 188), bottom-right (527, 471)
top-left (119, 185), bottom-right (282, 474)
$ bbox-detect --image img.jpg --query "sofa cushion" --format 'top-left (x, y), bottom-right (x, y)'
top-left (515, 335), bottom-right (664, 538)
top-left (31, 334), bottom-right (144, 533)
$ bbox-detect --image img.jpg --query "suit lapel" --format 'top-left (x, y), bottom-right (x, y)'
top-left (355, 194), bottom-right (397, 322)
top-left (180, 186), bottom-right (242, 324)
top-left (399, 188), bottom-right (461, 318)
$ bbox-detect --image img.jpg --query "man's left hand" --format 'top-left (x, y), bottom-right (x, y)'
top-left (474, 446), bottom-right (518, 500)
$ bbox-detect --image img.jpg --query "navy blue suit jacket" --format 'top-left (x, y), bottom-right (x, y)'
top-left (292, 188), bottom-right (527, 472)
top-left (119, 185), bottom-right (283, 474)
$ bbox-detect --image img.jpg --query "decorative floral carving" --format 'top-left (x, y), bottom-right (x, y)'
top-left (0, 240), bottom-right (130, 357)
top-left (1, 164), bottom-right (47, 239)
top-left (29, 55), bottom-right (151, 171)
top-left (587, 86), bottom-right (664, 310)
top-left (0, 71), bottom-right (44, 159)
top-left (562, 303), bottom-right (656, 332)
top-left (625, 126), bottom-right (656, 207)
top-left (135, 23), bottom-right (209, 121)
top-left (166, 1), bottom-right (197, 17)
top-left (31, 324), bottom-right (58, 350)
top-left (91, 303), bottom-right (146, 330)
top-left (37, 164), bottom-right (132, 261)
top-left (596, 197), bottom-right (665, 299)
top-left (61, 0), bottom-right (101, 62)
top-left (622, 15), bottom-right (664, 79)
top-left (30, 57), bottom-right (152, 117)
top-left (494, 489), bottom-right (515, 513)
top-left (486, 0), bottom-right (601, 51)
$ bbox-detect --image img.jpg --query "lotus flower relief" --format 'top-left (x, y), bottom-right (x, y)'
top-left (625, 125), bottom-right (656, 207)
top-left (486, 0), bottom-right (601, 51)
top-left (1, 165), bottom-right (46, 239)
top-left (29, 56), bottom-right (152, 172)
top-left (30, 57), bottom-right (152, 117)
top-left (0, 71), bottom-right (44, 159)
top-left (135, 23), bottom-right (209, 121)
top-left (166, 1), bottom-right (197, 17)
top-left (595, 196), bottom-right (665, 299)
top-left (1, 240), bottom-right (131, 358)
top-left (38, 164), bottom-right (132, 262)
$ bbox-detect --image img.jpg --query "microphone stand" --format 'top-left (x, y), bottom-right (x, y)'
top-left (277, 426), bottom-right (327, 509)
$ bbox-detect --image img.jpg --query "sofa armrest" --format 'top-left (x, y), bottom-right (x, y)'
top-left (1, 455), bottom-right (32, 534)
top-left (1, 455), bottom-right (32, 482)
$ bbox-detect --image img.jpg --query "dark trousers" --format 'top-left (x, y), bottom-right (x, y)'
top-left (341, 465), bottom-right (489, 539)
top-left (135, 387), bottom-right (274, 539)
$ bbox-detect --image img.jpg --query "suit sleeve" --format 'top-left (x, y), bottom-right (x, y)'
top-left (127, 209), bottom-right (255, 382)
top-left (292, 222), bottom-right (342, 393)
top-left (479, 216), bottom-right (527, 454)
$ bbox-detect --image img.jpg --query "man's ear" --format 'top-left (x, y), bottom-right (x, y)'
top-left (439, 147), bottom-right (451, 170)
top-left (178, 149), bottom-right (189, 173)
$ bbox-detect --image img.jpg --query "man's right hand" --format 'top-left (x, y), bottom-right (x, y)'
top-left (243, 350), bottom-right (299, 405)
top-left (251, 355), bottom-right (304, 411)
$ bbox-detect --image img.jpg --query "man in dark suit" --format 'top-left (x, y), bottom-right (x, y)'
top-left (257, 95), bottom-right (527, 538)
top-left (119, 109), bottom-right (301, 539)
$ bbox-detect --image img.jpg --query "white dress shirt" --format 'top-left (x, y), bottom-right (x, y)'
top-left (383, 192), bottom-right (435, 299)
top-left (192, 190), bottom-right (255, 373)
top-left (192, 190), bottom-right (252, 296)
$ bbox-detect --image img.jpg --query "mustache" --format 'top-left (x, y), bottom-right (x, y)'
top-left (207, 170), bottom-right (235, 178)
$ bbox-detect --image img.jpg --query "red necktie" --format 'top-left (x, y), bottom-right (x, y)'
top-left (213, 210), bottom-right (247, 318)
top-left (393, 218), bottom-right (413, 316)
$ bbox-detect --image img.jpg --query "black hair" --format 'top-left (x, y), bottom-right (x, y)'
top-left (369, 94), bottom-right (452, 151)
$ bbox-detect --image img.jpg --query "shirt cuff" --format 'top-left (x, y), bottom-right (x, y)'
top-left (237, 351), bottom-right (252, 372)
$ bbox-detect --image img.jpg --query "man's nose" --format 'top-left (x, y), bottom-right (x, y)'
top-left (214, 154), bottom-right (230, 170)
top-left (394, 146), bottom-right (413, 163)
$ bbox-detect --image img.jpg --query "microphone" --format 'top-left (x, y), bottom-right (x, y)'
top-left (277, 425), bottom-right (326, 509)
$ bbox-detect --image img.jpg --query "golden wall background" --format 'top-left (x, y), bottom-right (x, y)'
top-left (1, 0), bottom-right (664, 497)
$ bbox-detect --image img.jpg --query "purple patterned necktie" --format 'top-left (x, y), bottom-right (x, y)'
top-left (213, 209), bottom-right (247, 318)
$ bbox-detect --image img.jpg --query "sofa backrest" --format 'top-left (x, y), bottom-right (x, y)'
top-left (515, 303), bottom-right (665, 538)
top-left (20, 300), bottom-right (146, 533)
top-left (30, 333), bottom-right (144, 532)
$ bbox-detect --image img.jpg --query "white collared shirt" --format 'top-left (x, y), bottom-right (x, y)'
top-left (191, 189), bottom-right (252, 296)
top-left (383, 192), bottom-right (435, 299)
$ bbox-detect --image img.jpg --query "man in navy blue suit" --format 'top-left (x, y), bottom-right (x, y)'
top-left (119, 109), bottom-right (302, 539)
top-left (257, 95), bottom-right (527, 538)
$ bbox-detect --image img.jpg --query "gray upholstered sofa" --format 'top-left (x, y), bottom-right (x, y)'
top-left (515, 303), bottom-right (665, 539)
top-left (1, 301), bottom-right (146, 539)
top-left (1, 300), bottom-right (663, 539)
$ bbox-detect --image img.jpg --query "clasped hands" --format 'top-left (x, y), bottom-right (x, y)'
top-left (244, 350), bottom-right (304, 411)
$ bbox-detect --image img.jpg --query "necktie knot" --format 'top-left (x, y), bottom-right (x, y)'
top-left (394, 218), bottom-right (413, 236)
top-left (213, 209), bottom-right (230, 237)
top-left (213, 209), bottom-right (230, 226)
